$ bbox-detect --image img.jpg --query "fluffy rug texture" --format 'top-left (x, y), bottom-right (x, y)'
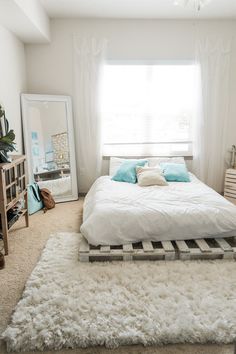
top-left (2, 233), bottom-right (236, 352)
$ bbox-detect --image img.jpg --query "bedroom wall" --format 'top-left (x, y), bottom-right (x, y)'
top-left (25, 19), bottom-right (236, 191)
top-left (0, 24), bottom-right (26, 154)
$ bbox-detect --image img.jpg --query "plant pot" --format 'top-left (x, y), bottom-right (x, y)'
top-left (0, 150), bottom-right (11, 163)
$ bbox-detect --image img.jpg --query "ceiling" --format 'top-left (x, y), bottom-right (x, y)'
top-left (40, 0), bottom-right (236, 19)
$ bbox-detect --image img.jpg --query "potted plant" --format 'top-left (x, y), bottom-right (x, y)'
top-left (0, 104), bottom-right (16, 163)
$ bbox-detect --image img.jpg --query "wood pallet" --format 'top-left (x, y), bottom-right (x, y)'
top-left (79, 235), bottom-right (236, 262)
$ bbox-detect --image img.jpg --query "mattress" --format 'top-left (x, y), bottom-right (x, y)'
top-left (80, 174), bottom-right (236, 246)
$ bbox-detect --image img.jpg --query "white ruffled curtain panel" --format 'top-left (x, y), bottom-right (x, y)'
top-left (193, 37), bottom-right (232, 193)
top-left (73, 37), bottom-right (107, 193)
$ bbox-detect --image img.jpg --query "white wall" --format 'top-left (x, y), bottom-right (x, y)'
top-left (0, 24), bottom-right (26, 154)
top-left (25, 19), bottom-right (236, 189)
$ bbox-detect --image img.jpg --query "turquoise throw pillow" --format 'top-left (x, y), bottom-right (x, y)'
top-left (112, 160), bottom-right (147, 184)
top-left (160, 162), bottom-right (190, 182)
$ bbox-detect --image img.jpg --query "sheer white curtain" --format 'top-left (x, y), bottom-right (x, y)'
top-left (73, 37), bottom-right (107, 192)
top-left (193, 37), bottom-right (232, 193)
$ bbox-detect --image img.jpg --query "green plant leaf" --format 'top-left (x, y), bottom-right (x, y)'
top-left (0, 130), bottom-right (15, 143)
top-left (0, 128), bottom-right (16, 152)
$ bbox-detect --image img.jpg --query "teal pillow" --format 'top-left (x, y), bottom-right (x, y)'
top-left (112, 160), bottom-right (147, 184)
top-left (160, 162), bottom-right (190, 182)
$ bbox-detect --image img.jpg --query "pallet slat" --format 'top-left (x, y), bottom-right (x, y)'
top-left (175, 240), bottom-right (190, 260)
top-left (123, 244), bottom-right (133, 260)
top-left (215, 238), bottom-right (234, 259)
top-left (161, 241), bottom-right (175, 252)
top-left (100, 245), bottom-right (110, 253)
top-left (123, 244), bottom-right (134, 253)
top-left (142, 241), bottom-right (154, 252)
top-left (175, 240), bottom-right (190, 253)
top-left (215, 238), bottom-right (232, 252)
top-left (161, 241), bottom-right (175, 260)
top-left (195, 239), bottom-right (211, 253)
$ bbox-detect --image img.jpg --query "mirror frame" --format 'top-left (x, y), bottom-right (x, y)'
top-left (21, 93), bottom-right (78, 203)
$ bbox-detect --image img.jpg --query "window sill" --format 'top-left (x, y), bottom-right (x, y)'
top-left (103, 155), bottom-right (193, 160)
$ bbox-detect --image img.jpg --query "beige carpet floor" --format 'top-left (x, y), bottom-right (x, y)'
top-left (0, 200), bottom-right (235, 354)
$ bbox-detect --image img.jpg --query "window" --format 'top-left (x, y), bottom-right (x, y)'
top-left (101, 63), bottom-right (197, 156)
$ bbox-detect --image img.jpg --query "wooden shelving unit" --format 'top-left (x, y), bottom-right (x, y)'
top-left (224, 168), bottom-right (236, 205)
top-left (0, 155), bottom-right (29, 255)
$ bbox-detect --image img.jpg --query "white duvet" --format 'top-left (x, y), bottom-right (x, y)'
top-left (81, 174), bottom-right (236, 245)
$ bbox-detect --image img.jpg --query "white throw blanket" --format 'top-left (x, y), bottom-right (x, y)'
top-left (81, 174), bottom-right (236, 245)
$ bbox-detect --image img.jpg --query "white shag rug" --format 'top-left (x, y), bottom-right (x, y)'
top-left (2, 232), bottom-right (236, 352)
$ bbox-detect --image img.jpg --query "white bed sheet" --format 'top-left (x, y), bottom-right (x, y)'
top-left (80, 174), bottom-right (236, 245)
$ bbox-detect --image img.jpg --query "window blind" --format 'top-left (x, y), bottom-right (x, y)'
top-left (101, 63), bottom-right (196, 156)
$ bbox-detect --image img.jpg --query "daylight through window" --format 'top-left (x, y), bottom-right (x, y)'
top-left (101, 63), bottom-right (197, 156)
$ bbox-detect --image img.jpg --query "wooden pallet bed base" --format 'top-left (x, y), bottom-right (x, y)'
top-left (78, 235), bottom-right (236, 262)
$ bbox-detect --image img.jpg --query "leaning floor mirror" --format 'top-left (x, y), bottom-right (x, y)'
top-left (21, 94), bottom-right (78, 203)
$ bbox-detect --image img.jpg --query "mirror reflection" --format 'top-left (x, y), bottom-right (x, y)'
top-left (27, 101), bottom-right (72, 198)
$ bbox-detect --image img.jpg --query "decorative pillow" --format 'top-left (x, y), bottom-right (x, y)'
top-left (109, 157), bottom-right (142, 176)
top-left (136, 166), bottom-right (168, 187)
top-left (160, 162), bottom-right (190, 182)
top-left (112, 160), bottom-right (147, 184)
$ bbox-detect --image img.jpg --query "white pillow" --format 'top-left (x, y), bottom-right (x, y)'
top-left (148, 157), bottom-right (186, 167)
top-left (109, 157), bottom-right (146, 176)
top-left (109, 157), bottom-right (186, 176)
top-left (109, 157), bottom-right (124, 176)
top-left (136, 166), bottom-right (168, 187)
